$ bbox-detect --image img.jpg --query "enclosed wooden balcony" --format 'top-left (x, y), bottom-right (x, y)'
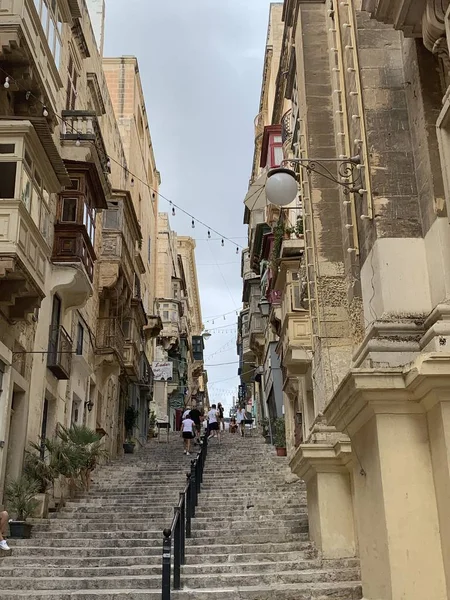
top-left (123, 299), bottom-right (147, 380)
top-left (61, 111), bottom-right (111, 200)
top-left (98, 191), bottom-right (141, 311)
top-left (0, 121), bottom-right (67, 319)
top-left (47, 325), bottom-right (73, 380)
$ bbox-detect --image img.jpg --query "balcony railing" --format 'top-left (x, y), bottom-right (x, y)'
top-left (61, 111), bottom-right (110, 178)
top-left (47, 326), bottom-right (73, 380)
top-left (139, 352), bottom-right (153, 388)
top-left (281, 109), bottom-right (293, 145)
top-left (96, 318), bottom-right (125, 360)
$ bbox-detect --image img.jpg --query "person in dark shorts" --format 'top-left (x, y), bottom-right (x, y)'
top-left (189, 402), bottom-right (202, 444)
top-left (181, 415), bottom-right (195, 455)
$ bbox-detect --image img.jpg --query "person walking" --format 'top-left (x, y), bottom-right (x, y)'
top-left (181, 415), bottom-right (196, 455)
top-left (189, 402), bottom-right (202, 444)
top-left (236, 406), bottom-right (246, 437)
top-left (217, 402), bottom-right (225, 431)
top-left (207, 404), bottom-right (220, 442)
top-left (0, 510), bottom-right (10, 551)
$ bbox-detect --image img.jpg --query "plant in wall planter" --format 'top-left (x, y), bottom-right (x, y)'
top-left (124, 406), bottom-right (139, 453)
top-left (274, 416), bottom-right (287, 457)
top-left (5, 475), bottom-right (40, 538)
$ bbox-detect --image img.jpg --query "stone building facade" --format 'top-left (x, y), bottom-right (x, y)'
top-left (0, 0), bottom-right (207, 506)
top-left (153, 213), bottom-right (206, 427)
top-left (242, 0), bottom-right (450, 598)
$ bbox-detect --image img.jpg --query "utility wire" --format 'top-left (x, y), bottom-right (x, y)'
top-left (0, 66), bottom-right (244, 250)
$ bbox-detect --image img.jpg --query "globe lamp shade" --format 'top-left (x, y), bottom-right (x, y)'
top-left (265, 168), bottom-right (298, 206)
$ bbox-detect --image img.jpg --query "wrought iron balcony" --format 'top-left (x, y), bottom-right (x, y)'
top-left (281, 109), bottom-right (293, 148)
top-left (47, 326), bottom-right (73, 380)
top-left (139, 352), bottom-right (153, 388)
top-left (96, 318), bottom-right (125, 361)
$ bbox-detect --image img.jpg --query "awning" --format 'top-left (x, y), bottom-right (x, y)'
top-left (243, 171), bottom-right (267, 211)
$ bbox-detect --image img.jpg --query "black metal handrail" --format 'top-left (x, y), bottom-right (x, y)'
top-left (162, 434), bottom-right (208, 599)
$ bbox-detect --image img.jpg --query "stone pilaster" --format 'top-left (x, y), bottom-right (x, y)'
top-left (324, 353), bottom-right (450, 600)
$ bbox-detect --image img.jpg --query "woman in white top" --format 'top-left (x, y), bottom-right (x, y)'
top-left (236, 407), bottom-right (246, 437)
top-left (207, 404), bottom-right (220, 442)
top-left (181, 416), bottom-right (195, 455)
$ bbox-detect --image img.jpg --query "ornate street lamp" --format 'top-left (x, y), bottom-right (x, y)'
top-left (265, 156), bottom-right (363, 207)
top-left (202, 330), bottom-right (212, 340)
top-left (258, 297), bottom-right (270, 317)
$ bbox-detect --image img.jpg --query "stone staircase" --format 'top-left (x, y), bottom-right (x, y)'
top-left (179, 434), bottom-right (361, 599)
top-left (0, 432), bottom-right (362, 599)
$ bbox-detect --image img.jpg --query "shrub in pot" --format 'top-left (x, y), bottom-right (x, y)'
top-left (124, 406), bottom-right (139, 453)
top-left (5, 476), bottom-right (40, 538)
top-left (274, 416), bottom-right (287, 457)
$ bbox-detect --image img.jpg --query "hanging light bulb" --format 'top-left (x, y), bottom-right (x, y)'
top-left (191, 219), bottom-right (195, 228)
top-left (131, 177), bottom-right (135, 187)
top-left (106, 158), bottom-right (111, 171)
top-left (3, 77), bottom-right (10, 89)
top-left (42, 106), bottom-right (49, 117)
top-left (236, 247), bottom-right (239, 254)
top-left (207, 230), bottom-right (211, 239)
top-left (221, 239), bottom-right (224, 247)
top-left (172, 206), bottom-right (176, 216)
top-left (25, 91), bottom-right (31, 100)
top-left (75, 138), bottom-right (81, 147)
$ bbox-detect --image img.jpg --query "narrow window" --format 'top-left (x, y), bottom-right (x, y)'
top-left (0, 163), bottom-right (17, 198)
top-left (76, 323), bottom-right (84, 355)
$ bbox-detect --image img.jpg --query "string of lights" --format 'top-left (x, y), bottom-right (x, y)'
top-left (0, 66), bottom-right (244, 252)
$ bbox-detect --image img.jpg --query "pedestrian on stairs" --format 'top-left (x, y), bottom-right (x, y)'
top-left (217, 402), bottom-right (225, 431)
top-left (181, 415), bottom-right (196, 455)
top-left (0, 510), bottom-right (10, 551)
top-left (236, 407), bottom-right (246, 437)
top-left (189, 402), bottom-right (202, 444)
top-left (207, 404), bottom-right (220, 442)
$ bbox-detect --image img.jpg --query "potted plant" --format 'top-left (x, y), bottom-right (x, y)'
top-left (123, 406), bottom-right (139, 453)
top-left (5, 475), bottom-right (40, 538)
top-left (23, 446), bottom-right (57, 518)
top-left (274, 416), bottom-right (287, 457)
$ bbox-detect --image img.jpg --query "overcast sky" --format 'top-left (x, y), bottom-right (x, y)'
top-left (104, 0), bottom-right (273, 413)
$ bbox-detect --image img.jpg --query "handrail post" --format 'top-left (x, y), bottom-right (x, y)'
top-left (180, 492), bottom-right (186, 564)
top-left (196, 453), bottom-right (201, 495)
top-left (173, 507), bottom-right (181, 590)
top-left (186, 473), bottom-right (192, 538)
top-left (190, 459), bottom-right (197, 514)
top-left (162, 528), bottom-right (172, 600)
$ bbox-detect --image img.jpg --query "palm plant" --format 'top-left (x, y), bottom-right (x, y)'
top-left (24, 445), bottom-right (58, 494)
top-left (5, 476), bottom-right (40, 521)
top-left (56, 425), bottom-right (108, 492)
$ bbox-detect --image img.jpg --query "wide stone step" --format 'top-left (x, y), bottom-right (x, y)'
top-left (10, 538), bottom-right (161, 548)
top-left (4, 545), bottom-right (162, 557)
top-left (0, 555), bottom-right (162, 568)
top-left (182, 557), bottom-right (360, 575)
top-left (0, 567), bottom-right (360, 591)
top-left (188, 524), bottom-right (308, 539)
top-left (0, 565), bottom-right (162, 578)
top-left (36, 530), bottom-right (164, 540)
top-left (186, 532), bottom-right (309, 546)
top-left (0, 580), bottom-right (363, 599)
top-left (182, 540), bottom-right (315, 555)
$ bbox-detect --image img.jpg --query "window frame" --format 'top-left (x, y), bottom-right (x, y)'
top-left (33, 0), bottom-right (63, 69)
